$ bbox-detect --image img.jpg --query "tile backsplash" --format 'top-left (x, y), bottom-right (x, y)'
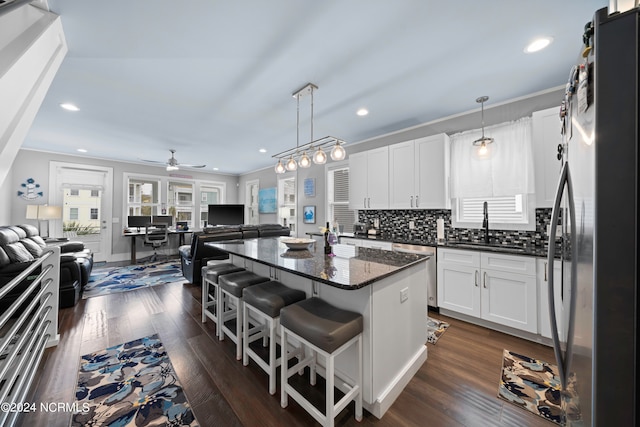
top-left (358, 208), bottom-right (557, 248)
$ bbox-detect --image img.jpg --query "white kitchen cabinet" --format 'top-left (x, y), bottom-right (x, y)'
top-left (437, 248), bottom-right (538, 333)
top-left (537, 258), bottom-right (563, 339)
top-left (437, 249), bottom-right (481, 317)
top-left (533, 107), bottom-right (563, 208)
top-left (349, 146), bottom-right (389, 210)
top-left (388, 134), bottom-right (451, 209)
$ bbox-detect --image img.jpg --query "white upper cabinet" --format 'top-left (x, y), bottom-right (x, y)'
top-left (533, 107), bottom-right (563, 208)
top-left (349, 146), bottom-right (389, 210)
top-left (389, 133), bottom-right (450, 209)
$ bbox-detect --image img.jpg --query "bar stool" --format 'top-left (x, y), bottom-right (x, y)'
top-left (218, 270), bottom-right (270, 360)
top-left (280, 297), bottom-right (363, 427)
top-left (242, 280), bottom-right (307, 394)
top-left (201, 263), bottom-right (245, 334)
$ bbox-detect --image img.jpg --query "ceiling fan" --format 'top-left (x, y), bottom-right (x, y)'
top-left (140, 149), bottom-right (206, 171)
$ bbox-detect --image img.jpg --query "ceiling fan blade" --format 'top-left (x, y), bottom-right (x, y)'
top-left (181, 164), bottom-right (207, 168)
top-left (139, 158), bottom-right (167, 164)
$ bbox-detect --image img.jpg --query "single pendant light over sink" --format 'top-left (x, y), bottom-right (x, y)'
top-left (473, 96), bottom-right (494, 157)
top-left (273, 83), bottom-right (346, 173)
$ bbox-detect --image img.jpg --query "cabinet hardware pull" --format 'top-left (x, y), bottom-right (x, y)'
top-left (368, 197), bottom-right (371, 208)
top-left (483, 272), bottom-right (487, 288)
top-left (416, 195), bottom-right (419, 207)
top-left (364, 197), bottom-right (367, 208)
top-left (475, 270), bottom-right (478, 287)
top-left (410, 195), bottom-right (413, 208)
top-left (544, 261), bottom-right (548, 282)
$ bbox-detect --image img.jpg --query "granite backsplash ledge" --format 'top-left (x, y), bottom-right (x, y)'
top-left (358, 208), bottom-right (559, 248)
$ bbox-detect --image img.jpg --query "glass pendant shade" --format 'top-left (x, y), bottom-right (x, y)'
top-left (313, 147), bottom-right (327, 164)
top-left (274, 160), bottom-right (285, 174)
top-left (285, 155), bottom-right (297, 171)
top-left (299, 151), bottom-right (311, 168)
top-left (330, 143), bottom-right (346, 161)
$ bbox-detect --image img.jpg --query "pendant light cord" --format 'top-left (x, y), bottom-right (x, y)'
top-left (310, 86), bottom-right (314, 141)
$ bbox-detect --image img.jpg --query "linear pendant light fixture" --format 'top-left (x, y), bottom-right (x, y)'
top-left (274, 83), bottom-right (346, 174)
top-left (472, 96), bottom-right (494, 157)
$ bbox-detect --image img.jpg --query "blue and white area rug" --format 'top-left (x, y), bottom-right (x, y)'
top-left (71, 334), bottom-right (198, 426)
top-left (83, 261), bottom-right (184, 298)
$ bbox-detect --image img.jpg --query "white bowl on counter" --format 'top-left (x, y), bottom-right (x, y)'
top-left (280, 237), bottom-right (316, 251)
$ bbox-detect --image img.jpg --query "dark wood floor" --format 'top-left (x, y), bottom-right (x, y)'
top-left (21, 276), bottom-right (556, 427)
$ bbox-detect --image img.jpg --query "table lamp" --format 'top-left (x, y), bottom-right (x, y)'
top-left (26, 204), bottom-right (62, 237)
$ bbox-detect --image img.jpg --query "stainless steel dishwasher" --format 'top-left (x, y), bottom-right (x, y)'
top-left (391, 243), bottom-right (437, 309)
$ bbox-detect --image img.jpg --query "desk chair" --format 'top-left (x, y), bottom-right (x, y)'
top-left (142, 223), bottom-right (168, 263)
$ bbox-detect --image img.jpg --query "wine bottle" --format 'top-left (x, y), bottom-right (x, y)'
top-left (324, 221), bottom-right (332, 254)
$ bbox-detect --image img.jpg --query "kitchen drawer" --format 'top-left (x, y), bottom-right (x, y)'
top-left (437, 248), bottom-right (480, 267)
top-left (481, 252), bottom-right (536, 276)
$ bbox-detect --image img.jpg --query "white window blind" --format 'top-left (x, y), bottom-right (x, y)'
top-left (457, 195), bottom-right (527, 224)
top-left (328, 167), bottom-right (355, 233)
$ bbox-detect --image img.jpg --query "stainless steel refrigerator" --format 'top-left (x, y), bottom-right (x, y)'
top-left (547, 6), bottom-right (638, 426)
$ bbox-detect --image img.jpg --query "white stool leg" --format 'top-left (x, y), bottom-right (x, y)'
top-left (309, 348), bottom-right (317, 386)
top-left (280, 326), bottom-right (288, 408)
top-left (326, 353), bottom-right (335, 427)
top-left (268, 317), bottom-right (277, 395)
top-left (235, 295), bottom-right (243, 360)
top-left (242, 302), bottom-right (249, 366)
top-left (356, 334), bottom-right (363, 421)
top-left (217, 288), bottom-right (224, 341)
top-left (201, 278), bottom-right (207, 323)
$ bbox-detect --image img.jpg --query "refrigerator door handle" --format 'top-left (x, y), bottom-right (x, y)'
top-left (547, 161), bottom-right (578, 389)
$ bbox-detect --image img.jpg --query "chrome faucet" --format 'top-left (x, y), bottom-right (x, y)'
top-left (482, 201), bottom-right (490, 244)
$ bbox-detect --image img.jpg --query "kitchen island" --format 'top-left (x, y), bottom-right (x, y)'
top-left (206, 237), bottom-right (429, 418)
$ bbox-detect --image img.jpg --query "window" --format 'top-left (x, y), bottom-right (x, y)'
top-left (127, 178), bottom-right (159, 216)
top-left (125, 173), bottom-right (226, 230)
top-left (278, 177), bottom-right (295, 231)
top-left (69, 207), bottom-right (78, 220)
top-left (327, 164), bottom-right (355, 233)
top-left (90, 189), bottom-right (100, 197)
top-left (200, 186), bottom-right (220, 227)
top-left (168, 181), bottom-right (194, 227)
top-left (69, 189), bottom-right (79, 196)
top-left (455, 195), bottom-right (528, 224)
top-left (90, 208), bottom-right (99, 220)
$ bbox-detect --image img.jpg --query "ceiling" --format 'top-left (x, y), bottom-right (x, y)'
top-left (22, 0), bottom-right (608, 175)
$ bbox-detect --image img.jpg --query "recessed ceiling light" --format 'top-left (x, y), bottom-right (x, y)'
top-left (356, 108), bottom-right (369, 116)
top-left (60, 103), bottom-right (80, 111)
top-left (524, 37), bottom-right (553, 53)
top-left (77, 148), bottom-right (87, 153)
top-left (213, 167), bottom-right (219, 171)
top-left (259, 148), bottom-right (267, 153)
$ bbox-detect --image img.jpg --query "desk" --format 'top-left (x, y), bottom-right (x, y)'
top-left (123, 230), bottom-right (192, 263)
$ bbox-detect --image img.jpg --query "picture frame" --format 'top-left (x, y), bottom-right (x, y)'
top-left (303, 205), bottom-right (316, 224)
top-left (303, 178), bottom-right (315, 197)
top-left (258, 187), bottom-right (277, 213)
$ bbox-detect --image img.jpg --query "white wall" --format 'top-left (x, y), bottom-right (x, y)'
top-left (8, 149), bottom-right (239, 260)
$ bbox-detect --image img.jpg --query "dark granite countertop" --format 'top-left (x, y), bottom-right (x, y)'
top-left (340, 233), bottom-right (552, 258)
top-left (206, 237), bottom-right (428, 290)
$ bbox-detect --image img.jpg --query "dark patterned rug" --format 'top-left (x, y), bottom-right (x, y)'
top-left (71, 334), bottom-right (198, 426)
top-left (426, 316), bottom-right (449, 344)
top-left (498, 349), bottom-right (563, 425)
top-left (84, 261), bottom-right (184, 298)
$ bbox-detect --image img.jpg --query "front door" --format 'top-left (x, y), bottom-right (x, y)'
top-left (50, 162), bottom-right (113, 262)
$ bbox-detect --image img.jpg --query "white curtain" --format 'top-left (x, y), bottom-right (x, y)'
top-left (450, 117), bottom-right (535, 199)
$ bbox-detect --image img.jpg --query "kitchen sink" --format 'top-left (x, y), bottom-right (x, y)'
top-left (447, 241), bottom-right (527, 253)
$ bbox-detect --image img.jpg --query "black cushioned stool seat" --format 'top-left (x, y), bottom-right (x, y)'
top-left (280, 297), bottom-right (363, 426)
top-left (218, 270), bottom-right (270, 360)
top-left (243, 281), bottom-right (306, 318)
top-left (242, 281), bottom-right (307, 394)
top-left (204, 263), bottom-right (245, 284)
top-left (219, 270), bottom-right (270, 297)
top-left (201, 263), bottom-right (246, 337)
top-left (280, 297), bottom-right (363, 353)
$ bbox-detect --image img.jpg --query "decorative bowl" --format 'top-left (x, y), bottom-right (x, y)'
top-left (280, 237), bottom-right (315, 251)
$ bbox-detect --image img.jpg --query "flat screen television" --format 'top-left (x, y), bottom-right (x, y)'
top-left (127, 215), bottom-right (151, 230)
top-left (207, 204), bottom-right (245, 226)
